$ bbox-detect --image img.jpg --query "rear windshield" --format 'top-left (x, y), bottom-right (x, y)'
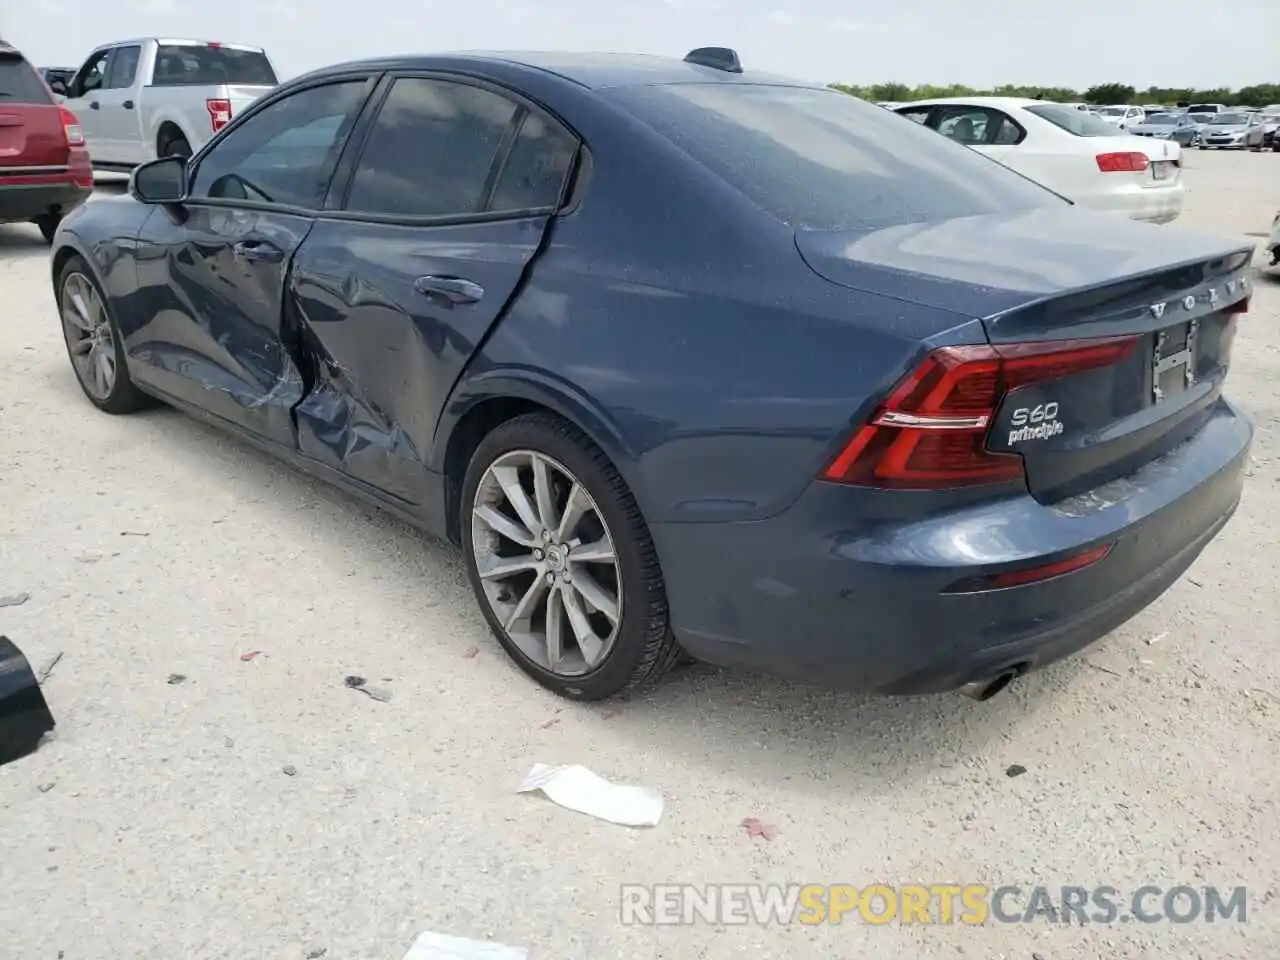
top-left (151, 44), bottom-right (277, 86)
top-left (0, 54), bottom-right (53, 103)
top-left (603, 84), bottom-right (1061, 232)
top-left (1187, 105), bottom-right (1219, 113)
top-left (1024, 103), bottom-right (1122, 137)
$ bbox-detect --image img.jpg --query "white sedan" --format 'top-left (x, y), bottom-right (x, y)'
top-left (894, 97), bottom-right (1186, 225)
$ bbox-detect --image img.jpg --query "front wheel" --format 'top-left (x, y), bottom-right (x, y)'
top-left (460, 412), bottom-right (681, 700)
top-left (56, 256), bottom-right (156, 414)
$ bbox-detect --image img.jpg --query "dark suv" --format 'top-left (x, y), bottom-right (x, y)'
top-left (0, 41), bottom-right (93, 242)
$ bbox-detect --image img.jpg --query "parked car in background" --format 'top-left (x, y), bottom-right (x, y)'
top-left (1267, 211), bottom-right (1280, 272)
top-left (47, 49), bottom-right (1254, 703)
top-left (1128, 111), bottom-right (1201, 146)
top-left (1186, 103), bottom-right (1228, 114)
top-left (39, 66), bottom-right (75, 90)
top-left (895, 97), bottom-right (1185, 223)
top-left (1198, 111), bottom-right (1266, 149)
top-left (1254, 113), bottom-right (1280, 149)
top-left (0, 41), bottom-right (93, 242)
top-left (1096, 104), bottom-right (1145, 129)
top-left (50, 37), bottom-right (278, 168)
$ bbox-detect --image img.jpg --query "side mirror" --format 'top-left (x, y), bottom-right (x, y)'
top-left (130, 156), bottom-right (188, 204)
top-left (47, 77), bottom-right (68, 96)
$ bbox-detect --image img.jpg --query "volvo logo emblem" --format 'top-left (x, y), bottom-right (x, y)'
top-left (1149, 302), bottom-right (1166, 319)
top-left (1182, 295), bottom-right (1197, 310)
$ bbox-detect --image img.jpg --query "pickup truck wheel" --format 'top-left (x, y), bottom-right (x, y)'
top-left (158, 132), bottom-right (192, 160)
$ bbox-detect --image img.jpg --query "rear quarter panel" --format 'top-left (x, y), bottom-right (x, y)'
top-left (435, 98), bottom-right (985, 525)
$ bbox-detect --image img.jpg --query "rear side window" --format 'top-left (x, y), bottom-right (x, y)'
top-left (0, 54), bottom-right (53, 104)
top-left (605, 84), bottom-right (1059, 232)
top-left (344, 77), bottom-right (522, 217)
top-left (106, 45), bottom-right (141, 89)
top-left (151, 45), bottom-right (277, 86)
top-left (1024, 103), bottom-right (1121, 137)
top-left (489, 112), bottom-right (577, 212)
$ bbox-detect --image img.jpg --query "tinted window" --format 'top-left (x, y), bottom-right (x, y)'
top-left (345, 78), bottom-right (520, 217)
top-left (152, 44), bottom-right (277, 86)
top-left (1024, 103), bottom-right (1121, 137)
top-left (489, 112), bottom-right (577, 211)
top-left (190, 80), bottom-right (366, 208)
top-left (606, 84), bottom-right (1059, 231)
top-left (106, 45), bottom-right (141, 89)
top-left (0, 54), bottom-right (52, 103)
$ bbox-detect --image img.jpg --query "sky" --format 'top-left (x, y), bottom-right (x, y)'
top-left (4, 0), bottom-right (1278, 91)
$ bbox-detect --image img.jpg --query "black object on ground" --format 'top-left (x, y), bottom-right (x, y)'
top-left (0, 636), bottom-right (56, 767)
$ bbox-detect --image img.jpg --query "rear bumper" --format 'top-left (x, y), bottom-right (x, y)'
top-left (1079, 180), bottom-right (1186, 225)
top-left (0, 180), bottom-right (92, 223)
top-left (653, 398), bottom-right (1252, 694)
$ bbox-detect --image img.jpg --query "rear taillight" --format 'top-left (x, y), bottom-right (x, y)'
top-left (206, 98), bottom-right (232, 133)
top-left (821, 336), bottom-right (1140, 490)
top-left (1096, 151), bottom-right (1150, 173)
top-left (58, 106), bottom-right (84, 146)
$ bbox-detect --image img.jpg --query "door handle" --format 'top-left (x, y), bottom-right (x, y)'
top-left (123, 100), bottom-right (135, 109)
top-left (413, 275), bottom-right (484, 305)
top-left (232, 240), bottom-right (284, 263)
top-left (89, 101), bottom-right (100, 110)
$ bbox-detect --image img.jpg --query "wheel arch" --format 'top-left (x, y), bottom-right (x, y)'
top-left (155, 119), bottom-right (191, 155)
top-left (49, 238), bottom-right (98, 300)
top-left (435, 370), bottom-right (640, 545)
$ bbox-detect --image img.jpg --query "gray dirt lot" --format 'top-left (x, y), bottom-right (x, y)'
top-left (1, 153), bottom-right (1278, 960)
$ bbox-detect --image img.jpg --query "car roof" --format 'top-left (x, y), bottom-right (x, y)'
top-left (306, 50), bottom-right (812, 90)
top-left (895, 96), bottom-right (1046, 109)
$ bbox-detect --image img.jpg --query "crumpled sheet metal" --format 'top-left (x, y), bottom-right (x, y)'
top-left (0, 637), bottom-right (56, 767)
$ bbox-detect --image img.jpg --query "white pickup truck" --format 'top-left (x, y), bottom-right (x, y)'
top-left (49, 37), bottom-right (278, 170)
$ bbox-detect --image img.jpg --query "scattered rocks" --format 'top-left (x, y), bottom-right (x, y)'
top-left (1006, 764), bottom-right (1028, 778)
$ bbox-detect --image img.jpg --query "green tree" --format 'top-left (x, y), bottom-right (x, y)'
top-left (1084, 83), bottom-right (1136, 104)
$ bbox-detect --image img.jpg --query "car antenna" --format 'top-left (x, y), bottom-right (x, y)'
top-left (683, 47), bottom-right (742, 73)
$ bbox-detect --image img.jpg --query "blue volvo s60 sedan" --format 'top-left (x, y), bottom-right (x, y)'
top-left (49, 47), bottom-right (1254, 702)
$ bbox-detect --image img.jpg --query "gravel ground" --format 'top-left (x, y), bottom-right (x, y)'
top-left (1, 153), bottom-right (1278, 960)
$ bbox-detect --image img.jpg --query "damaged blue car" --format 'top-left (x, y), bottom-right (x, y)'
top-left (50, 48), bottom-right (1254, 702)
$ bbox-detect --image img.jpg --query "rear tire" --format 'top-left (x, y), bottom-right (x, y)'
top-left (158, 131), bottom-right (192, 160)
top-left (35, 214), bottom-right (59, 244)
top-left (460, 411), bottom-right (681, 701)
top-left (56, 256), bottom-right (156, 415)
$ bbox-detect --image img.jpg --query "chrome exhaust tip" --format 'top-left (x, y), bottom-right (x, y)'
top-left (958, 670), bottom-right (1018, 701)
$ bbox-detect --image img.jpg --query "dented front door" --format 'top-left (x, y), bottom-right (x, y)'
top-left (129, 205), bottom-right (312, 450)
top-left (287, 215), bottom-right (551, 506)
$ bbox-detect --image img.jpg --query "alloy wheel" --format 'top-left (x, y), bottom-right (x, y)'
top-left (470, 449), bottom-right (622, 676)
top-left (61, 272), bottom-right (117, 401)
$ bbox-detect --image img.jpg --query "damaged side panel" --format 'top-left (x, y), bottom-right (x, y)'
top-left (287, 215), bottom-right (553, 504)
top-left (125, 206), bottom-right (314, 450)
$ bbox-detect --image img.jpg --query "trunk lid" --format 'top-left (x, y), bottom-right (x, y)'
top-left (795, 207), bottom-right (1254, 502)
top-left (0, 52), bottom-right (68, 169)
